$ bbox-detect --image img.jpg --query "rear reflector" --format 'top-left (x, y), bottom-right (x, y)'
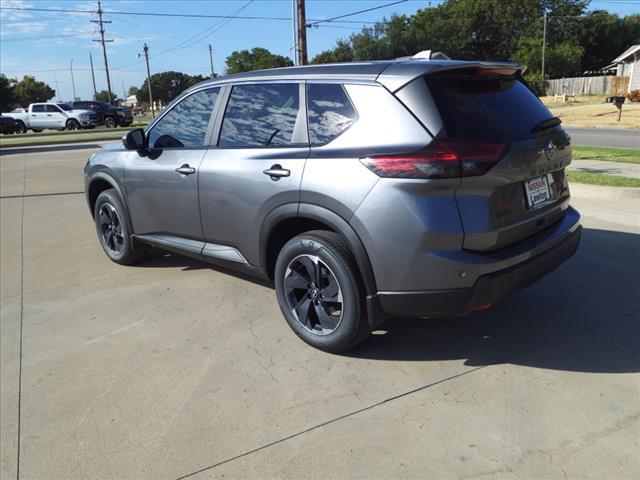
top-left (360, 140), bottom-right (506, 179)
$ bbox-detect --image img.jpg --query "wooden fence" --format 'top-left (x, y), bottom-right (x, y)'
top-left (545, 76), bottom-right (628, 96)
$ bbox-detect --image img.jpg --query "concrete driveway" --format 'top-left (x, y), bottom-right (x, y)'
top-left (1, 145), bottom-right (638, 479)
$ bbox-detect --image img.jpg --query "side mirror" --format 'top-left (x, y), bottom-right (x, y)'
top-left (122, 128), bottom-right (147, 150)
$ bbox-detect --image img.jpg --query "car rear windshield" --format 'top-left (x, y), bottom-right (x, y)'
top-left (425, 72), bottom-right (553, 142)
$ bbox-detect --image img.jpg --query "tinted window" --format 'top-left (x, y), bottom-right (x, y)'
top-left (46, 105), bottom-right (62, 113)
top-left (31, 105), bottom-right (45, 113)
top-left (148, 88), bottom-right (219, 149)
top-left (219, 83), bottom-right (300, 148)
top-left (74, 102), bottom-right (87, 108)
top-left (426, 74), bottom-right (553, 142)
top-left (307, 84), bottom-right (357, 145)
top-left (57, 103), bottom-right (73, 111)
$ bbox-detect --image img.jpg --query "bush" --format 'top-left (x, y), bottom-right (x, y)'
top-left (626, 90), bottom-right (640, 102)
top-left (523, 73), bottom-right (548, 97)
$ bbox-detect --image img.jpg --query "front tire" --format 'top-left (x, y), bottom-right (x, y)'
top-left (94, 189), bottom-right (148, 265)
top-left (274, 230), bottom-right (370, 353)
top-left (104, 116), bottom-right (116, 129)
top-left (66, 119), bottom-right (80, 130)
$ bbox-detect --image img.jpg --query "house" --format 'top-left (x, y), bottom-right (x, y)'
top-left (611, 45), bottom-right (640, 92)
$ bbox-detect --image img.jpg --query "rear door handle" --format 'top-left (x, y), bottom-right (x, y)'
top-left (175, 164), bottom-right (196, 175)
top-left (263, 164), bottom-right (290, 180)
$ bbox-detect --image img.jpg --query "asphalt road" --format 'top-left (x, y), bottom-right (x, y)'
top-left (566, 127), bottom-right (640, 149)
top-left (1, 146), bottom-right (639, 479)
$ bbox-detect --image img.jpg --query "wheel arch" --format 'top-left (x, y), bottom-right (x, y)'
top-left (86, 172), bottom-right (127, 219)
top-left (260, 203), bottom-right (378, 296)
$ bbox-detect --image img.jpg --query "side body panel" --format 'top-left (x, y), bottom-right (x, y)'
top-left (124, 149), bottom-right (206, 239)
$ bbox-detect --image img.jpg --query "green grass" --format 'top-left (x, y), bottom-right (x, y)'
top-left (0, 131), bottom-right (123, 148)
top-left (572, 146), bottom-right (640, 164)
top-left (567, 170), bottom-right (640, 187)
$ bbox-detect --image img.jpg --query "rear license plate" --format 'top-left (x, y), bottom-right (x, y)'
top-left (524, 176), bottom-right (551, 208)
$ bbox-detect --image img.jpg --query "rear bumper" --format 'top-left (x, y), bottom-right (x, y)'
top-left (378, 219), bottom-right (581, 318)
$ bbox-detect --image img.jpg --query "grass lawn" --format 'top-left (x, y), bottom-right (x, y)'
top-left (541, 95), bottom-right (640, 129)
top-left (567, 170), bottom-right (640, 187)
top-left (0, 131), bottom-right (122, 148)
top-left (572, 146), bottom-right (640, 164)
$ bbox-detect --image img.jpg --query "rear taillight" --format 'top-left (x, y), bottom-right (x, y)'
top-left (360, 140), bottom-right (506, 179)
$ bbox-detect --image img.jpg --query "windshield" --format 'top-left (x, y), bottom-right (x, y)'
top-left (57, 103), bottom-right (74, 111)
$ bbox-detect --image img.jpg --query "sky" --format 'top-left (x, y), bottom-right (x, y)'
top-left (1, 0), bottom-right (639, 102)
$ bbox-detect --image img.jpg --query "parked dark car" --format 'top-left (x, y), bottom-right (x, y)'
top-left (84, 59), bottom-right (581, 352)
top-left (73, 101), bottom-right (133, 128)
top-left (0, 114), bottom-right (18, 134)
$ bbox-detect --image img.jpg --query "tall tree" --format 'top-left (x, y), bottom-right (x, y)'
top-left (0, 74), bottom-right (19, 111)
top-left (137, 71), bottom-right (205, 104)
top-left (225, 48), bottom-right (293, 74)
top-left (311, 40), bottom-right (354, 64)
top-left (15, 75), bottom-right (55, 107)
top-left (95, 90), bottom-right (118, 103)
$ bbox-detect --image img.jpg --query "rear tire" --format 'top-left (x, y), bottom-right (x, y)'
top-left (274, 230), bottom-right (370, 353)
top-left (15, 121), bottom-right (27, 134)
top-left (94, 189), bottom-right (148, 265)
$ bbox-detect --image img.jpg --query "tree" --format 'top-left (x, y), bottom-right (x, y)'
top-left (15, 75), bottom-right (55, 107)
top-left (225, 47), bottom-right (293, 74)
top-left (0, 74), bottom-right (19, 111)
top-left (137, 71), bottom-right (205, 104)
top-left (95, 90), bottom-right (118, 103)
top-left (127, 86), bottom-right (140, 97)
top-left (311, 40), bottom-right (354, 64)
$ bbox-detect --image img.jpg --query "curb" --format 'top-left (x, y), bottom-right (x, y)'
top-left (569, 182), bottom-right (640, 199)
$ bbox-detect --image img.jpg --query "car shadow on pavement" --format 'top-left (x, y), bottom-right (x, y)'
top-left (347, 228), bottom-right (640, 374)
top-left (133, 249), bottom-right (274, 288)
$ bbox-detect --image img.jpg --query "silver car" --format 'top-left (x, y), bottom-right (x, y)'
top-left (84, 60), bottom-right (581, 352)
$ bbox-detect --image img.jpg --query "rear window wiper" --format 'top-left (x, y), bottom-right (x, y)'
top-left (531, 116), bottom-right (561, 133)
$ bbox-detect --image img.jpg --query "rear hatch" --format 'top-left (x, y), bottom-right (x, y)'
top-left (424, 67), bottom-right (572, 251)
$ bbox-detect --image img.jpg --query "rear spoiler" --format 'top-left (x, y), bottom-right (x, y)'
top-left (376, 60), bottom-right (525, 92)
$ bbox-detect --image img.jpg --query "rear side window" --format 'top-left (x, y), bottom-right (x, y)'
top-left (307, 83), bottom-right (357, 145)
top-left (147, 87), bottom-right (219, 149)
top-left (31, 105), bottom-right (45, 112)
top-left (426, 74), bottom-right (553, 142)
top-left (218, 83), bottom-right (301, 148)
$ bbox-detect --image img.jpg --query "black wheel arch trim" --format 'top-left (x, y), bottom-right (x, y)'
top-left (260, 203), bottom-right (386, 329)
top-left (86, 170), bottom-right (129, 219)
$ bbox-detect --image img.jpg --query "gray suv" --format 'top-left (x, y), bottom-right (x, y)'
top-left (84, 60), bottom-right (581, 352)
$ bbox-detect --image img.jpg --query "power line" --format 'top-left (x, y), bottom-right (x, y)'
top-left (306, 0), bottom-right (409, 27)
top-left (0, 5), bottom-right (386, 24)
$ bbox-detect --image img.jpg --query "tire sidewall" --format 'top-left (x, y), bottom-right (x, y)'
top-left (105, 117), bottom-right (116, 128)
top-left (275, 235), bottom-right (363, 352)
top-left (67, 119), bottom-right (79, 130)
top-left (94, 190), bottom-right (133, 264)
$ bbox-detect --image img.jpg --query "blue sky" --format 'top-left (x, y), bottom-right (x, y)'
top-left (1, 0), bottom-right (639, 102)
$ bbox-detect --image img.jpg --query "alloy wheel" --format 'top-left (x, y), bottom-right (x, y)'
top-left (284, 254), bottom-right (343, 335)
top-left (98, 203), bottom-right (124, 254)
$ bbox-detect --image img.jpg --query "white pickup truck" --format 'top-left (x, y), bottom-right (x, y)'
top-left (3, 103), bottom-right (97, 133)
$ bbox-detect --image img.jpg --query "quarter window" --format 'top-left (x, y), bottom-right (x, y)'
top-left (147, 88), bottom-right (219, 149)
top-left (307, 84), bottom-right (357, 145)
top-left (218, 83), bottom-right (301, 148)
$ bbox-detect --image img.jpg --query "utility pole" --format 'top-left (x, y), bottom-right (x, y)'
top-left (139, 43), bottom-right (155, 118)
top-left (122, 80), bottom-right (126, 100)
top-left (54, 74), bottom-right (61, 102)
top-left (291, 0), bottom-right (298, 66)
top-left (297, 0), bottom-right (307, 65)
top-left (70, 59), bottom-right (77, 101)
top-left (89, 52), bottom-right (98, 100)
top-left (208, 44), bottom-right (214, 78)
top-left (92, 1), bottom-right (114, 104)
top-left (541, 11), bottom-right (547, 79)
